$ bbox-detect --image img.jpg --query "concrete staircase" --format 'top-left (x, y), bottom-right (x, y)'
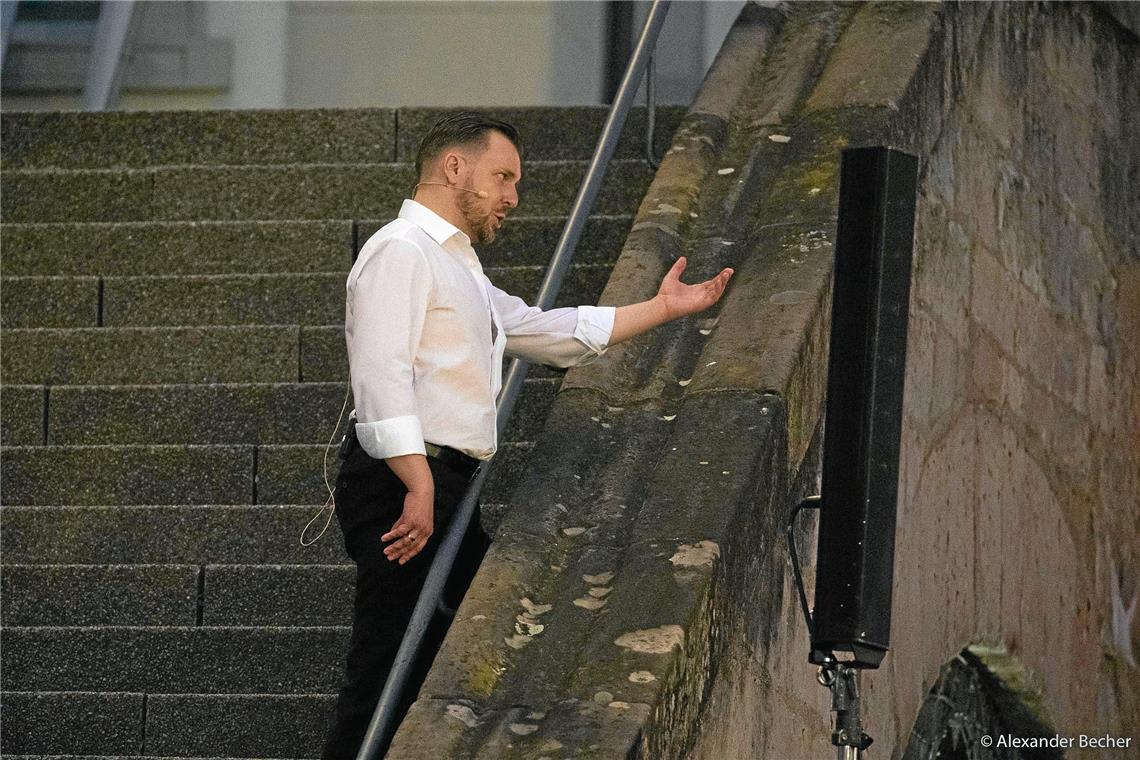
top-left (0, 106), bottom-right (680, 758)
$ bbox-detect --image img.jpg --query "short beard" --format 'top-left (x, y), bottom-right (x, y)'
top-left (457, 186), bottom-right (497, 245)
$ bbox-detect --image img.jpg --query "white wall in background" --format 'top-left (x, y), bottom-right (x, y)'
top-left (204, 0), bottom-right (288, 109)
top-left (286, 1), bottom-right (566, 108)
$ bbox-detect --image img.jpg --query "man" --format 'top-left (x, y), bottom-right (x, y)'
top-left (323, 113), bottom-right (733, 758)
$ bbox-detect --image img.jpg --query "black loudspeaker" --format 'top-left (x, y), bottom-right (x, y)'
top-left (810, 146), bottom-right (918, 669)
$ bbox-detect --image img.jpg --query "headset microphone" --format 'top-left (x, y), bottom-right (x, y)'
top-left (414, 182), bottom-right (488, 199)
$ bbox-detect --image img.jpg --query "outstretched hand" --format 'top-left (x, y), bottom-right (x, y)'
top-left (609, 256), bottom-right (735, 345)
top-left (656, 256), bottom-right (734, 320)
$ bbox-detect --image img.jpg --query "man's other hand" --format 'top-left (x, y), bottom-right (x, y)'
top-left (382, 487), bottom-right (434, 564)
top-left (382, 452), bottom-right (436, 564)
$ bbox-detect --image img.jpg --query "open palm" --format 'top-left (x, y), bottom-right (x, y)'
top-left (657, 256), bottom-right (734, 319)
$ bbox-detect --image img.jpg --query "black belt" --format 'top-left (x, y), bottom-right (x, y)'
top-left (343, 418), bottom-right (481, 480)
top-left (423, 441), bottom-right (482, 480)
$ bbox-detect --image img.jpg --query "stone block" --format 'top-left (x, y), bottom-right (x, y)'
top-left (300, 325), bottom-right (346, 382)
top-left (0, 385), bottom-right (44, 446)
top-left (1, 169), bottom-right (151, 223)
top-left (390, 695), bottom-right (649, 760)
top-left (255, 444), bottom-right (331, 506)
top-left (144, 693), bottom-right (335, 759)
top-left (628, 393), bottom-right (785, 546)
top-left (151, 163), bottom-right (413, 222)
top-left (804, 2), bottom-right (940, 113)
top-left (203, 565), bottom-right (353, 626)
top-left (0, 445), bottom-right (253, 506)
top-left (0, 108), bottom-right (396, 169)
top-left (48, 382), bottom-right (350, 446)
top-left (418, 535), bottom-right (627, 711)
top-left (1, 564), bottom-right (199, 626)
top-left (0, 505), bottom-right (346, 565)
top-left (0, 691), bottom-right (143, 756)
top-left (0, 220), bottom-right (354, 276)
top-left (102, 273), bottom-right (345, 327)
top-left (969, 250), bottom-right (1018, 358)
top-left (0, 627), bottom-right (347, 693)
top-left (912, 196), bottom-right (970, 343)
top-left (393, 106), bottom-right (684, 162)
top-left (492, 402), bottom-right (674, 547)
top-left (0, 276), bottom-right (99, 328)
top-left (1, 326), bottom-right (299, 385)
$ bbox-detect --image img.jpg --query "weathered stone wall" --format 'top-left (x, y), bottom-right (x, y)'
top-left (695, 1), bottom-right (1139, 755)
top-left (880, 0), bottom-right (1138, 749)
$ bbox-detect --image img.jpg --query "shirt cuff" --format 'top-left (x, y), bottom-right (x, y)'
top-left (356, 415), bottom-right (426, 459)
top-left (574, 305), bottom-right (615, 355)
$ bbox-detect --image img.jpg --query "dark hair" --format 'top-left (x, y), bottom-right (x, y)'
top-left (414, 112), bottom-right (523, 179)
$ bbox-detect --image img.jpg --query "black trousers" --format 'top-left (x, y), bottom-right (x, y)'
top-left (321, 439), bottom-right (490, 760)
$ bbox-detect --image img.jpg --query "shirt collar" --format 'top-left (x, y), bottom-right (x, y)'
top-left (399, 199), bottom-right (472, 248)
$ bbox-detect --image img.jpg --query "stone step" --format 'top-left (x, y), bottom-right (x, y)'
top-left (1, 385), bottom-right (45, 446)
top-left (2, 326), bottom-right (301, 386)
top-left (2, 160), bottom-right (653, 223)
top-left (1, 565), bottom-right (354, 627)
top-left (1, 691), bottom-right (333, 758)
top-left (0, 441), bottom-right (532, 506)
top-left (1, 565), bottom-right (201, 627)
top-left (0, 627), bottom-right (348, 693)
top-left (0, 445), bottom-right (256, 506)
top-left (0, 505), bottom-right (347, 565)
top-left (12, 379), bottom-right (555, 446)
top-left (1, 105), bottom-right (682, 169)
top-left (0, 277), bottom-right (100, 329)
top-left (1, 265), bottom-right (612, 328)
top-left (0, 215), bottom-right (630, 276)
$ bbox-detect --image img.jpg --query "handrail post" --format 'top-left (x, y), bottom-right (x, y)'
top-left (355, 3), bottom-right (672, 757)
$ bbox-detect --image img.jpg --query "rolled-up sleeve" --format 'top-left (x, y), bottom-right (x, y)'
top-left (490, 284), bottom-right (615, 368)
top-left (347, 239), bottom-right (432, 459)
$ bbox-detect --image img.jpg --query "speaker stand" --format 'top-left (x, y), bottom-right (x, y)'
top-left (819, 660), bottom-right (873, 759)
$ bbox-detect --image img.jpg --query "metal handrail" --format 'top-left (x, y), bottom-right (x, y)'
top-left (356, 2), bottom-right (672, 756)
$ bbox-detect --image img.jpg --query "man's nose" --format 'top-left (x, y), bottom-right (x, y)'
top-left (503, 183), bottom-right (519, 208)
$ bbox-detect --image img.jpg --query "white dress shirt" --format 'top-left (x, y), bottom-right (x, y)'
top-left (346, 199), bottom-right (615, 461)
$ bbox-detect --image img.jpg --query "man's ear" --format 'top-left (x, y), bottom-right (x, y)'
top-left (442, 151), bottom-right (467, 185)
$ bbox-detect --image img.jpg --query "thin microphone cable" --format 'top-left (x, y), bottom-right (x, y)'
top-left (300, 385), bottom-right (352, 546)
